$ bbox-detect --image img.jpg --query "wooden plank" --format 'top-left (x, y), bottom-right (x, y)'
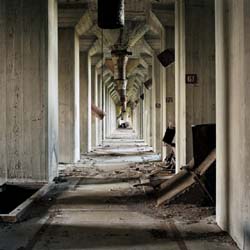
top-left (0, 183), bottom-right (54, 223)
top-left (157, 149), bottom-right (216, 206)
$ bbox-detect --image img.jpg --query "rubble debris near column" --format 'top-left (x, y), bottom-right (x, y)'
top-left (155, 124), bottom-right (216, 207)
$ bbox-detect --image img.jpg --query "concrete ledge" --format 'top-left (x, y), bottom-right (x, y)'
top-left (0, 183), bottom-right (54, 223)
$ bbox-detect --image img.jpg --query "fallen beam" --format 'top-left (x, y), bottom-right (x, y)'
top-left (157, 149), bottom-right (216, 207)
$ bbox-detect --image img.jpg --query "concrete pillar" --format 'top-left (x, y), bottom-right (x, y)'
top-left (91, 66), bottom-right (98, 148)
top-left (154, 55), bottom-right (162, 153)
top-left (215, 1), bottom-right (250, 249)
top-left (0, 0), bottom-right (58, 183)
top-left (110, 97), bottom-right (116, 134)
top-left (215, 0), bottom-right (229, 234)
top-left (150, 64), bottom-right (157, 151)
top-left (175, 0), bottom-right (186, 171)
top-left (80, 52), bottom-right (91, 153)
top-left (153, 51), bottom-right (167, 158)
top-left (97, 73), bottom-right (103, 145)
top-left (144, 86), bottom-right (151, 145)
top-left (140, 87), bottom-right (144, 140)
top-left (105, 86), bottom-right (109, 137)
top-left (165, 26), bottom-right (175, 128)
top-left (58, 28), bottom-right (80, 163)
top-left (185, 0), bottom-right (215, 162)
top-left (175, 0), bottom-right (215, 170)
top-left (103, 83), bottom-right (106, 140)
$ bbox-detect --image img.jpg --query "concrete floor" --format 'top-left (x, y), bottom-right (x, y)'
top-left (0, 133), bottom-right (239, 250)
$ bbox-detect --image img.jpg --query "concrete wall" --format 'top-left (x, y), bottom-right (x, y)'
top-left (216, 1), bottom-right (250, 249)
top-left (58, 28), bottom-right (80, 163)
top-left (0, 0), bottom-right (58, 183)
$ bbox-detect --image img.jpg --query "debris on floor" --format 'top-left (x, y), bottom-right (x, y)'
top-left (157, 149), bottom-right (216, 207)
top-left (155, 124), bottom-right (216, 207)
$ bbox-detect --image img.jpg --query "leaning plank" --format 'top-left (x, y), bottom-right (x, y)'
top-left (197, 149), bottom-right (216, 175)
top-left (156, 149), bottom-right (216, 207)
top-left (156, 173), bottom-right (195, 207)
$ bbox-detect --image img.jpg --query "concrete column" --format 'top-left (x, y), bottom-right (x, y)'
top-left (110, 97), bottom-right (116, 134)
top-left (97, 73), bottom-right (103, 145)
top-left (0, 0), bottom-right (58, 183)
top-left (153, 52), bottom-right (166, 158)
top-left (150, 64), bottom-right (157, 151)
top-left (91, 66), bottom-right (98, 148)
top-left (58, 28), bottom-right (80, 163)
top-left (144, 86), bottom-right (151, 145)
top-left (185, 0), bottom-right (215, 162)
top-left (80, 52), bottom-right (91, 153)
top-left (154, 55), bottom-right (162, 154)
top-left (215, 0), bottom-right (229, 233)
top-left (175, 0), bottom-right (215, 169)
top-left (175, 0), bottom-right (186, 172)
top-left (103, 83), bottom-right (106, 140)
top-left (140, 87), bottom-right (144, 140)
top-left (165, 26), bottom-right (175, 128)
top-left (215, 1), bottom-right (250, 249)
top-left (105, 86), bottom-right (109, 137)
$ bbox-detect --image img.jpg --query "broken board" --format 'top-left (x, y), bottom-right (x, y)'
top-left (157, 149), bottom-right (216, 207)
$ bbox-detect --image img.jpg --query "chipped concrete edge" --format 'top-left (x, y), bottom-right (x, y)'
top-left (0, 183), bottom-right (55, 223)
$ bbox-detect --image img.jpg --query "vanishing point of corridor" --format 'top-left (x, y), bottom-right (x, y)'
top-left (1, 0), bottom-right (250, 250)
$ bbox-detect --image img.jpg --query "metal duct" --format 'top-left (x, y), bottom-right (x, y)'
top-left (111, 50), bottom-right (131, 112)
top-left (98, 0), bottom-right (125, 29)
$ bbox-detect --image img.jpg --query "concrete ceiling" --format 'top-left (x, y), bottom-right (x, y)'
top-left (58, 0), bottom-right (174, 104)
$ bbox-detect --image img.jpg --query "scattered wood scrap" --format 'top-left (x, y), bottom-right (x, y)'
top-left (156, 149), bottom-right (216, 207)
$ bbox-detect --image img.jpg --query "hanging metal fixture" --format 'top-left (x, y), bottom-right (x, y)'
top-left (98, 0), bottom-right (125, 29)
top-left (144, 78), bottom-right (152, 90)
top-left (157, 49), bottom-right (175, 67)
top-left (111, 49), bottom-right (132, 113)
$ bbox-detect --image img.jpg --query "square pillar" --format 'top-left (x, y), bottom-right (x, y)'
top-left (0, 0), bottom-right (58, 183)
top-left (175, 0), bottom-right (215, 170)
top-left (58, 28), bottom-right (80, 163)
top-left (91, 66), bottom-right (98, 148)
top-left (80, 52), bottom-right (91, 153)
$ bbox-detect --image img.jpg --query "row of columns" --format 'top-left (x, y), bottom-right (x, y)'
top-left (0, 1), bottom-right (107, 184)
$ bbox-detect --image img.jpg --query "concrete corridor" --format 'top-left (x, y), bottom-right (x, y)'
top-left (0, 131), bottom-right (238, 250)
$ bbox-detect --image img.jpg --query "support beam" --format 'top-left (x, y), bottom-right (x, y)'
top-left (76, 10), bottom-right (94, 36)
